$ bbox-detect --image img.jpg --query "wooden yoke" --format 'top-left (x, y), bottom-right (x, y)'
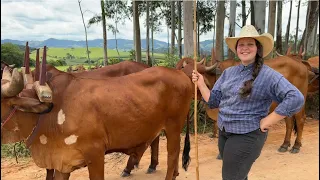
top-left (33, 46), bottom-right (53, 103)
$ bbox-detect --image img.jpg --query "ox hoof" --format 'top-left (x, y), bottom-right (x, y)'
top-left (216, 154), bottom-right (222, 160)
top-left (121, 171), bottom-right (131, 177)
top-left (278, 146), bottom-right (288, 153)
top-left (290, 148), bottom-right (300, 154)
top-left (147, 167), bottom-right (156, 174)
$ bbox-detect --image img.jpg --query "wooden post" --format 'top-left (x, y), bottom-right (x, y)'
top-left (193, 0), bottom-right (199, 179)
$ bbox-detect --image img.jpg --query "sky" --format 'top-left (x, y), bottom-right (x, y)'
top-left (1, 0), bottom-right (317, 43)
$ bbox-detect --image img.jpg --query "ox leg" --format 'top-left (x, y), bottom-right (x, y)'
top-left (121, 144), bottom-right (149, 177)
top-left (147, 135), bottom-right (160, 174)
top-left (212, 120), bottom-right (218, 138)
top-left (53, 171), bottom-right (70, 180)
top-left (279, 117), bottom-right (293, 152)
top-left (164, 129), bottom-right (180, 180)
top-left (83, 147), bottom-right (105, 180)
top-left (290, 111), bottom-right (305, 153)
top-left (46, 169), bottom-right (54, 180)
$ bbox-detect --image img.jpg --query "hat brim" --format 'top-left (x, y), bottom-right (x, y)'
top-left (225, 33), bottom-right (274, 58)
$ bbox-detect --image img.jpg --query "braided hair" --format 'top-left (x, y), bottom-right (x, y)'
top-left (238, 39), bottom-right (264, 98)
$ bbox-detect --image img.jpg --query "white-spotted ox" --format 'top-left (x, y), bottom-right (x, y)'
top-left (177, 52), bottom-right (309, 154)
top-left (2, 56), bottom-right (169, 178)
top-left (1, 53), bottom-right (204, 180)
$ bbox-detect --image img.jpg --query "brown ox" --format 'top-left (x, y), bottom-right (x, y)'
top-left (276, 47), bottom-right (319, 94)
top-left (1, 57), bottom-right (198, 179)
top-left (177, 55), bottom-right (309, 154)
top-left (307, 56), bottom-right (319, 68)
top-left (2, 60), bottom-right (165, 178)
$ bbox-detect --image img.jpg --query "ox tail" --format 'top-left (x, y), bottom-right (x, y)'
top-left (182, 111), bottom-right (191, 171)
top-left (293, 116), bottom-right (298, 135)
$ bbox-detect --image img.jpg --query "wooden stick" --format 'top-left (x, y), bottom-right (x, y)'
top-left (193, 0), bottom-right (199, 179)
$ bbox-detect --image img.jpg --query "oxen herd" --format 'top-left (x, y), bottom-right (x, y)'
top-left (1, 45), bottom-right (319, 180)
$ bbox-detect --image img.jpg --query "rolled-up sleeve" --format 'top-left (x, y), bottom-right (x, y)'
top-left (270, 76), bottom-right (305, 117)
top-left (206, 70), bottom-right (226, 109)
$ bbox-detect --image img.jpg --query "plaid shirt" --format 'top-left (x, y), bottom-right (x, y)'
top-left (207, 63), bottom-right (304, 134)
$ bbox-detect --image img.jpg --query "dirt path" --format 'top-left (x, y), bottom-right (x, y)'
top-left (1, 119), bottom-right (319, 180)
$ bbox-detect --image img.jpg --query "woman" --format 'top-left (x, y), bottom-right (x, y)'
top-left (192, 25), bottom-right (304, 180)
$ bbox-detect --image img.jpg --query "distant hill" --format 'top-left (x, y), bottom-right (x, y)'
top-left (1, 38), bottom-right (228, 55)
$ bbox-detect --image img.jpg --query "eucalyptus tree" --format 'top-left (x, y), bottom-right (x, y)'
top-left (78, 0), bottom-right (91, 66)
top-left (284, 0), bottom-right (293, 52)
top-left (88, 0), bottom-right (129, 63)
top-left (276, 1), bottom-right (282, 53)
top-left (294, 0), bottom-right (301, 53)
top-left (216, 0), bottom-right (225, 60)
top-left (299, 1), bottom-right (319, 56)
top-left (196, 0), bottom-right (214, 57)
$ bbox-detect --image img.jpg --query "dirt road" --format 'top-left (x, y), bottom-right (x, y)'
top-left (1, 119), bottom-right (319, 180)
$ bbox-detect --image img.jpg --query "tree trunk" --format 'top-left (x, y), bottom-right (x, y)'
top-left (170, 1), bottom-right (175, 55)
top-left (313, 16), bottom-right (319, 55)
top-left (101, 0), bottom-right (108, 66)
top-left (216, 0), bottom-right (225, 60)
top-left (146, 1), bottom-right (151, 66)
top-left (178, 1), bottom-right (182, 59)
top-left (308, 18), bottom-right (318, 56)
top-left (254, 0), bottom-right (266, 34)
top-left (250, 1), bottom-right (255, 27)
top-left (151, 3), bottom-right (154, 61)
top-left (78, 0), bottom-right (91, 66)
top-left (299, 1), bottom-right (319, 57)
top-left (183, 1), bottom-right (193, 57)
top-left (276, 1), bottom-right (282, 54)
top-left (242, 0), bottom-right (246, 27)
top-left (294, 0), bottom-right (301, 54)
top-left (167, 25), bottom-right (169, 55)
top-left (133, 1), bottom-right (141, 62)
top-left (115, 12), bottom-right (120, 61)
top-left (228, 0), bottom-right (236, 59)
top-left (284, 0), bottom-right (293, 52)
top-left (266, 0), bottom-right (276, 59)
top-left (268, 1), bottom-right (276, 37)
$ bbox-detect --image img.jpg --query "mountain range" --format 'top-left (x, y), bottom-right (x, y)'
top-left (1, 38), bottom-right (228, 54)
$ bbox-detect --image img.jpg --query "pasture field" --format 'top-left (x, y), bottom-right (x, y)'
top-left (29, 47), bottom-right (167, 65)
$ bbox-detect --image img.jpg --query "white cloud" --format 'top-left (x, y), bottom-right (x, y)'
top-left (1, 0), bottom-right (317, 44)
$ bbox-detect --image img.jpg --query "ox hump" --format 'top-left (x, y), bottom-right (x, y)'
top-left (39, 134), bottom-right (48, 144)
top-left (57, 109), bottom-right (66, 125)
top-left (64, 135), bottom-right (78, 145)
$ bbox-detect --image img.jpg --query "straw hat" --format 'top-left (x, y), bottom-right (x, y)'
top-left (225, 25), bottom-right (274, 58)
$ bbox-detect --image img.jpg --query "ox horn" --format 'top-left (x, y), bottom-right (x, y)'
top-left (275, 51), bottom-right (283, 57)
top-left (197, 58), bottom-right (205, 65)
top-left (1, 67), bottom-right (24, 98)
top-left (205, 62), bottom-right (218, 72)
top-left (286, 45), bottom-right (292, 55)
top-left (301, 49), bottom-right (306, 57)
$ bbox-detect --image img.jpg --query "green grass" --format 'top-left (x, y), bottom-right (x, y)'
top-left (30, 47), bottom-right (166, 65)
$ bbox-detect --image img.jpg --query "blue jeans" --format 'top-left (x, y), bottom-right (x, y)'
top-left (218, 128), bottom-right (268, 180)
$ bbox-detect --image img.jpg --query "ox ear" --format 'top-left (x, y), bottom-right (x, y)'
top-left (7, 96), bottom-right (53, 113)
